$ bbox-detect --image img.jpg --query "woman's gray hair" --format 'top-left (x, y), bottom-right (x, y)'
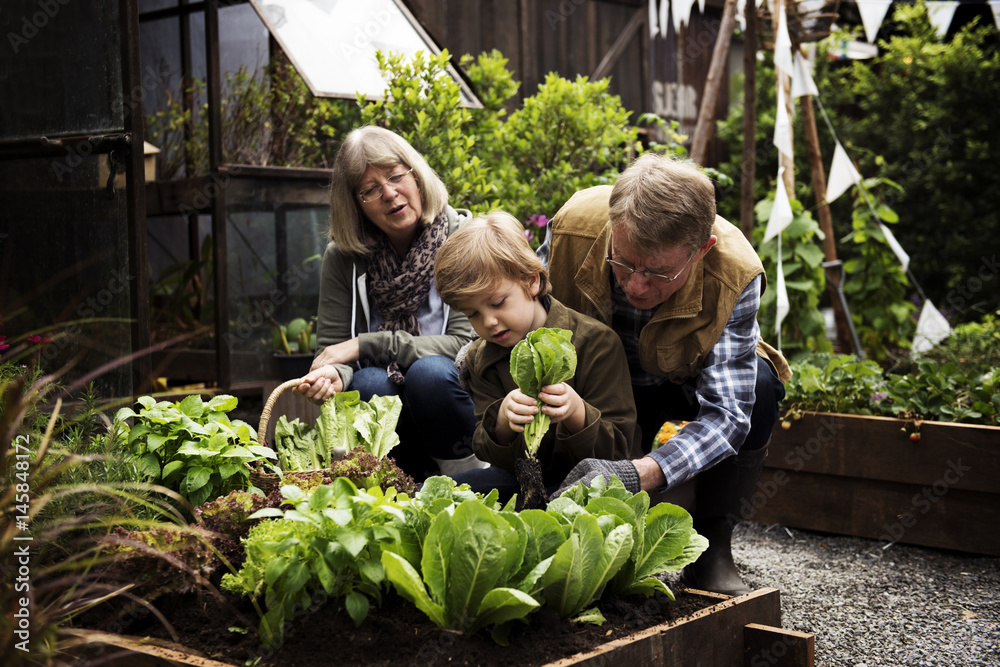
top-left (328, 126), bottom-right (449, 255)
top-left (609, 153), bottom-right (716, 253)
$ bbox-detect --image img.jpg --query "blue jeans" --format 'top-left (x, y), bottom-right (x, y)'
top-left (349, 355), bottom-right (476, 480)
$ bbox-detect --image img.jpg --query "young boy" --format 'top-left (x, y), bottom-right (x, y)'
top-left (434, 211), bottom-right (643, 500)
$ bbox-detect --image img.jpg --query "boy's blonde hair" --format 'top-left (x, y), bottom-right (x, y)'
top-left (435, 211), bottom-right (551, 306)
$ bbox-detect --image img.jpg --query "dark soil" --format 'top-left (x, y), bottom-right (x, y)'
top-left (514, 457), bottom-right (548, 510)
top-left (76, 584), bottom-right (715, 666)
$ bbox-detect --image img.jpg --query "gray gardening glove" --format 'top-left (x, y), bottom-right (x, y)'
top-left (550, 458), bottom-right (641, 499)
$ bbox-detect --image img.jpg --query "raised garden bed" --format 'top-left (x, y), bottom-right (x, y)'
top-left (754, 412), bottom-right (1000, 556)
top-left (66, 587), bottom-right (813, 667)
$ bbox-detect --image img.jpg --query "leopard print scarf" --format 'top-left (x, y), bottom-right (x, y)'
top-left (366, 212), bottom-right (448, 381)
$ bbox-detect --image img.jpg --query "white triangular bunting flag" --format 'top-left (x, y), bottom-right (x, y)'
top-left (912, 300), bottom-right (952, 354)
top-left (660, 0), bottom-right (670, 37)
top-left (879, 222), bottom-right (910, 273)
top-left (697, 0), bottom-right (706, 15)
top-left (773, 94), bottom-right (793, 160)
top-left (775, 249), bottom-right (790, 339)
top-left (857, 0), bottom-right (893, 43)
top-left (825, 142), bottom-right (861, 204)
top-left (927, 1), bottom-right (958, 38)
top-left (791, 51), bottom-right (819, 98)
top-left (763, 168), bottom-right (794, 243)
top-left (649, 0), bottom-right (660, 37)
top-left (990, 1), bottom-right (1000, 29)
top-left (774, 2), bottom-right (794, 75)
top-left (673, 0), bottom-right (695, 32)
top-left (735, 0), bottom-right (747, 31)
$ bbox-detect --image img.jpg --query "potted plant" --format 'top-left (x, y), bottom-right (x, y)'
top-left (273, 316), bottom-right (316, 380)
top-left (753, 314), bottom-right (1000, 555)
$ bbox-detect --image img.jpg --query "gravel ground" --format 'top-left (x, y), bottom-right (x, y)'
top-left (718, 521), bottom-right (1000, 666)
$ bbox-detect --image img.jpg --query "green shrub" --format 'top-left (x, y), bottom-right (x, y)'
top-left (753, 194), bottom-right (830, 361)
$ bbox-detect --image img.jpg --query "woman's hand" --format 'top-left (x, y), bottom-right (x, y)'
top-left (311, 338), bottom-right (360, 370)
top-left (292, 364), bottom-right (343, 404)
top-left (538, 383), bottom-right (585, 435)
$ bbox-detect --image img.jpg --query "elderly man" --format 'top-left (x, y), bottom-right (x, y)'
top-left (547, 153), bottom-right (790, 596)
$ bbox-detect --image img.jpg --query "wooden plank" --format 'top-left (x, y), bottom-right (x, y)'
top-left (591, 6), bottom-right (644, 80)
top-left (64, 629), bottom-right (238, 666)
top-left (768, 412), bottom-right (1000, 494)
top-left (752, 468), bottom-right (1000, 556)
top-left (546, 588), bottom-right (782, 666)
top-left (744, 623), bottom-right (815, 667)
top-left (690, 0), bottom-right (738, 165)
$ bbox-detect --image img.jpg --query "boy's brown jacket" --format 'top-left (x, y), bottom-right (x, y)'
top-left (463, 297), bottom-right (644, 484)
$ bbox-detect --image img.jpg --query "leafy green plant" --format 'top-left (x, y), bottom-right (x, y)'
top-left (551, 476), bottom-right (707, 599)
top-left (273, 316), bottom-right (316, 355)
top-left (781, 352), bottom-right (999, 426)
top-left (274, 390), bottom-right (403, 473)
top-left (222, 480), bottom-right (409, 650)
top-left (509, 328), bottom-right (578, 456)
top-left (884, 359), bottom-right (998, 425)
top-left (781, 353), bottom-right (888, 419)
top-left (0, 363), bottom-right (211, 665)
top-left (840, 178), bottom-right (916, 363)
top-left (816, 2), bottom-right (1000, 321)
top-left (753, 195), bottom-right (831, 361)
top-left (360, 49), bottom-right (494, 212)
top-left (115, 394), bottom-right (277, 507)
top-left (381, 498), bottom-right (541, 643)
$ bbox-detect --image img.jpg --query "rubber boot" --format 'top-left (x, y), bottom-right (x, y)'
top-left (680, 444), bottom-right (768, 596)
top-left (433, 454), bottom-right (490, 476)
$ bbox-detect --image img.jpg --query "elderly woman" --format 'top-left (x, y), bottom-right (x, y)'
top-left (294, 126), bottom-right (484, 479)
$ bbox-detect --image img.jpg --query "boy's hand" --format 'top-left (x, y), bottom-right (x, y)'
top-left (499, 389), bottom-right (539, 434)
top-left (538, 383), bottom-right (586, 434)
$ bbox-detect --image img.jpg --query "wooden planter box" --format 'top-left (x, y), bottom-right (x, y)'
top-left (66, 589), bottom-right (814, 667)
top-left (754, 412), bottom-right (1000, 556)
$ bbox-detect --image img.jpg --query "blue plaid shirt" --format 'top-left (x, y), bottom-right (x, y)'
top-left (612, 274), bottom-right (763, 489)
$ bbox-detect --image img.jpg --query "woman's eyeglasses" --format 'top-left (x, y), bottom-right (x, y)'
top-left (358, 167), bottom-right (413, 203)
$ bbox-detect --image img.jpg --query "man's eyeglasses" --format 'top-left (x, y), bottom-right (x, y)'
top-left (605, 243), bottom-right (696, 284)
top-left (357, 167), bottom-right (413, 203)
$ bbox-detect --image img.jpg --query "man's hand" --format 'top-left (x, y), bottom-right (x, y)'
top-left (550, 458), bottom-right (641, 499)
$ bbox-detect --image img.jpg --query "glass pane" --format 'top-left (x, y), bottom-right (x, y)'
top-left (0, 155), bottom-right (132, 398)
top-left (248, 0), bottom-right (481, 106)
top-left (0, 1), bottom-right (124, 140)
top-left (224, 176), bottom-right (328, 384)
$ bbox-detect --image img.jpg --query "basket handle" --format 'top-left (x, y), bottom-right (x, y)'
top-left (258, 378), bottom-right (307, 446)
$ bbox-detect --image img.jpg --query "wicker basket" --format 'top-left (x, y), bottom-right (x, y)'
top-left (248, 377), bottom-right (335, 495)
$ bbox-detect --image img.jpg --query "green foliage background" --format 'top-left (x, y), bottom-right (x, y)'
top-left (718, 1), bottom-right (1000, 331)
